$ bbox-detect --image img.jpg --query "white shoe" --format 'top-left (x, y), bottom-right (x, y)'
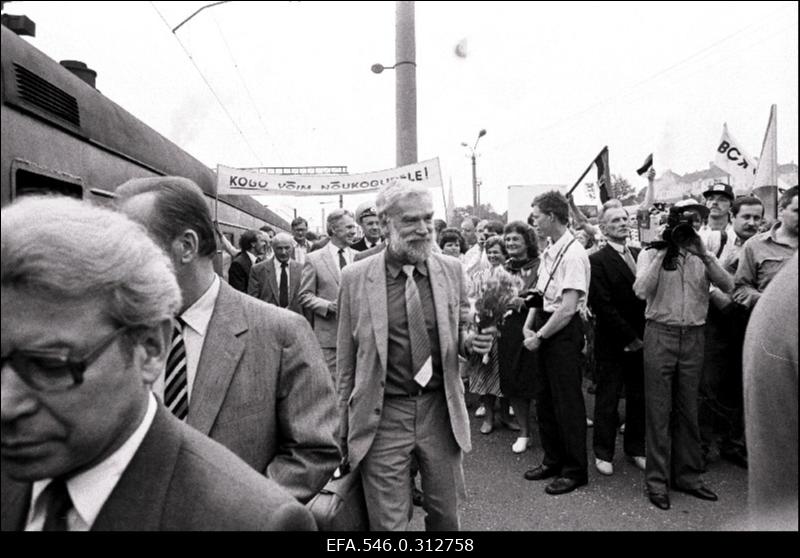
top-left (595, 458), bottom-right (614, 476)
top-left (512, 437), bottom-right (530, 454)
top-left (586, 417), bottom-right (594, 427)
top-left (631, 456), bottom-right (646, 471)
top-left (619, 422), bottom-right (626, 434)
top-left (474, 405), bottom-right (486, 418)
top-left (509, 406), bottom-right (515, 416)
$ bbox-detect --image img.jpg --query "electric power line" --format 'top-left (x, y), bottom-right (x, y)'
top-left (212, 17), bottom-right (285, 165)
top-left (149, 1), bottom-right (264, 165)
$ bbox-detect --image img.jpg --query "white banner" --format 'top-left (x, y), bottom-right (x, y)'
top-left (216, 158), bottom-right (442, 196)
top-left (714, 123), bottom-right (756, 190)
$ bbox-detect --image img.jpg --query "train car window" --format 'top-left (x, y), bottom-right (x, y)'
top-left (14, 169), bottom-right (83, 199)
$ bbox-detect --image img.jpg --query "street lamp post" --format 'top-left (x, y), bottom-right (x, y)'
top-left (462, 129), bottom-right (486, 217)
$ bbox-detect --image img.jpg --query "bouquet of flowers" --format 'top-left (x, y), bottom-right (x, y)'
top-left (473, 271), bottom-right (522, 364)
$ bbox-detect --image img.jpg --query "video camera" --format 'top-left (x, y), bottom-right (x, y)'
top-left (647, 203), bottom-right (705, 271)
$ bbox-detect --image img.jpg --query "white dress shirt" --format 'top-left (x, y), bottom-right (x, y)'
top-left (152, 275), bottom-right (221, 401)
top-left (25, 393), bottom-right (158, 531)
top-left (327, 241), bottom-right (355, 272)
top-left (535, 230), bottom-right (591, 313)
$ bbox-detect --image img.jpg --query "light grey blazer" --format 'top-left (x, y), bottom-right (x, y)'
top-left (335, 250), bottom-right (472, 470)
top-left (188, 281), bottom-right (340, 503)
top-left (298, 247), bottom-right (342, 349)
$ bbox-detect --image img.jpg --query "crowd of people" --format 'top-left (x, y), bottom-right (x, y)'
top-left (1, 172), bottom-right (796, 531)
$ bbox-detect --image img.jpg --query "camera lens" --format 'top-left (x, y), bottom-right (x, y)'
top-left (671, 223), bottom-right (697, 247)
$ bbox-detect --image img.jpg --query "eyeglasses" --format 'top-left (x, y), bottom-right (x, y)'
top-left (1, 326), bottom-right (130, 392)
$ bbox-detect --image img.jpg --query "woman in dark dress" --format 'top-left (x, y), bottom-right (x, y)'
top-left (498, 221), bottom-right (541, 453)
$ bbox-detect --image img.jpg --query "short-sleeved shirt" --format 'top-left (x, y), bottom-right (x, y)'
top-left (636, 248), bottom-right (713, 326)
top-left (535, 230), bottom-right (590, 313)
top-left (735, 222), bottom-right (797, 294)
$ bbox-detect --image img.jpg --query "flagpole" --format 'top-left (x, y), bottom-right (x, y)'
top-left (567, 146), bottom-right (607, 197)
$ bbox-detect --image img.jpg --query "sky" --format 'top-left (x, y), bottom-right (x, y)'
top-left (8, 1), bottom-right (798, 230)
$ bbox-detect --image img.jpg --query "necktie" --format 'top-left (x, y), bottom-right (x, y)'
top-left (42, 479), bottom-right (72, 531)
top-left (279, 262), bottom-right (289, 308)
top-left (338, 248), bottom-right (347, 270)
top-left (164, 319), bottom-right (189, 420)
top-left (622, 247), bottom-right (637, 274)
top-left (402, 265), bottom-right (433, 387)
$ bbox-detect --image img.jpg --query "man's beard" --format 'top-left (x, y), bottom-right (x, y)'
top-left (387, 224), bottom-right (432, 263)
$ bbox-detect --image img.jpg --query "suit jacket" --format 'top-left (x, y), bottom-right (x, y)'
top-left (336, 250), bottom-right (472, 469)
top-left (248, 256), bottom-right (304, 315)
top-left (588, 244), bottom-right (646, 363)
top-left (350, 237), bottom-right (382, 252)
top-left (187, 281), bottom-right (340, 503)
top-left (298, 247), bottom-right (342, 349)
top-left (1, 404), bottom-right (316, 531)
top-left (228, 251), bottom-right (254, 293)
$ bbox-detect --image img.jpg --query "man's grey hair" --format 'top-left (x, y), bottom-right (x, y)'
top-left (326, 208), bottom-right (353, 235)
top-left (1, 196), bottom-right (181, 329)
top-left (376, 179), bottom-right (432, 220)
top-left (598, 199), bottom-right (625, 223)
top-left (272, 232), bottom-right (294, 244)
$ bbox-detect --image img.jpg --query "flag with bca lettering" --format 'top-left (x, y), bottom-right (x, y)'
top-left (594, 146), bottom-right (611, 203)
top-left (714, 123), bottom-right (756, 191)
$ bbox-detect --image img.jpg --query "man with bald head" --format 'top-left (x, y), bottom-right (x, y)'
top-left (248, 232), bottom-right (304, 315)
top-left (114, 176), bottom-right (340, 504)
top-left (588, 203), bottom-right (647, 477)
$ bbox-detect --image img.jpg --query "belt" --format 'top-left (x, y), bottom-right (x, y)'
top-left (385, 387), bottom-right (441, 398)
top-left (646, 320), bottom-right (704, 333)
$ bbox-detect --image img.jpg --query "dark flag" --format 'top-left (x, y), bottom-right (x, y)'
top-left (636, 153), bottom-right (654, 176)
top-left (594, 147), bottom-right (611, 203)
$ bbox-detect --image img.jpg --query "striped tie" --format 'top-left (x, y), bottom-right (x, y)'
top-left (164, 319), bottom-right (189, 420)
top-left (403, 265), bottom-right (432, 387)
top-left (42, 478), bottom-right (72, 531)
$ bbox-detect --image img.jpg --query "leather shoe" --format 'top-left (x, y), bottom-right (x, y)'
top-left (523, 464), bottom-right (560, 481)
top-left (648, 492), bottom-right (671, 510)
top-left (676, 485), bottom-right (718, 501)
top-left (545, 477), bottom-right (587, 495)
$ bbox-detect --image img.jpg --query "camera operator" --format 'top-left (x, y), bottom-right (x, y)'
top-left (521, 191), bottom-right (590, 496)
top-left (633, 199), bottom-right (734, 511)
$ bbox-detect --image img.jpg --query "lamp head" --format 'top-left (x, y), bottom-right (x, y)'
top-left (478, 129), bottom-right (487, 138)
top-left (371, 63), bottom-right (385, 74)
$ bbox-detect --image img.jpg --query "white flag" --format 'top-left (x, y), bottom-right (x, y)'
top-left (714, 124), bottom-right (756, 191)
top-left (753, 105), bottom-right (777, 189)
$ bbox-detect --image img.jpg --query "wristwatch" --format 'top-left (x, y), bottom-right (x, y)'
top-left (535, 330), bottom-right (544, 340)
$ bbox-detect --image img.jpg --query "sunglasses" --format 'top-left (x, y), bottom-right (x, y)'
top-left (1, 326), bottom-right (130, 392)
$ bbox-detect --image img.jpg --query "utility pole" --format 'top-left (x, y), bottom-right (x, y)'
top-left (471, 152), bottom-right (478, 215)
top-left (395, 1), bottom-right (417, 166)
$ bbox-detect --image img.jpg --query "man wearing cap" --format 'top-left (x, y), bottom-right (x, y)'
top-left (701, 182), bottom-right (736, 237)
top-left (352, 202), bottom-right (383, 252)
top-left (633, 198), bottom-right (734, 511)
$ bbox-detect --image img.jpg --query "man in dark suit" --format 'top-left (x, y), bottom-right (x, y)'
top-left (248, 232), bottom-right (304, 315)
top-left (1, 196), bottom-right (314, 531)
top-left (351, 201), bottom-right (383, 252)
top-left (588, 204), bottom-right (647, 476)
top-left (227, 229), bottom-right (266, 293)
top-left (116, 177), bottom-right (340, 504)
top-left (337, 179), bottom-right (495, 530)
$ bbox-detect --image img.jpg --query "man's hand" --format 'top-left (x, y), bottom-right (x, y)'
top-left (470, 326), bottom-right (497, 355)
top-left (684, 234), bottom-right (709, 259)
top-left (623, 338), bottom-right (644, 352)
top-left (328, 301), bottom-right (338, 315)
top-left (732, 289), bottom-right (759, 308)
top-left (523, 333), bottom-right (541, 352)
top-left (647, 167), bottom-right (656, 182)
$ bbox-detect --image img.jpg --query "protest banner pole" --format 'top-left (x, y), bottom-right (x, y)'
top-left (567, 146), bottom-right (607, 197)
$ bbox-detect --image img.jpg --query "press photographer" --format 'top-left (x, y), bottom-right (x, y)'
top-left (633, 199), bottom-right (734, 511)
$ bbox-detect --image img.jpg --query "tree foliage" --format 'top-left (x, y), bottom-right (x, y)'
top-left (451, 204), bottom-right (507, 225)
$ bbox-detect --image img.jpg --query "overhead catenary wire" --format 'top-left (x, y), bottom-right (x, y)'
top-left (149, 1), bottom-right (265, 166)
top-left (212, 16), bottom-right (286, 166)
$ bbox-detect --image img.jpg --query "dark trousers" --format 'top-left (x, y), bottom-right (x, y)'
top-left (699, 304), bottom-right (748, 458)
top-left (643, 321), bottom-right (705, 495)
top-left (593, 350), bottom-right (646, 461)
top-left (533, 312), bottom-right (588, 481)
